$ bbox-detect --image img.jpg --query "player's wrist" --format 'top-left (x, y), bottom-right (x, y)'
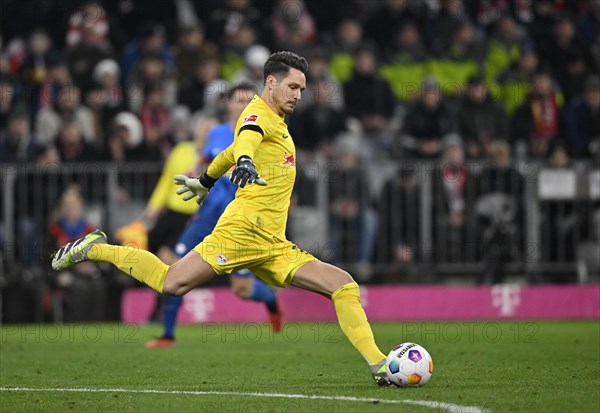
top-left (237, 156), bottom-right (253, 166)
top-left (198, 172), bottom-right (216, 189)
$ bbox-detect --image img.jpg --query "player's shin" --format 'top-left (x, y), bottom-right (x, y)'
top-left (88, 244), bottom-right (169, 293)
top-left (331, 282), bottom-right (386, 366)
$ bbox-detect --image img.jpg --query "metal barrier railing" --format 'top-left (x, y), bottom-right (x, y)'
top-left (1, 160), bottom-right (598, 285)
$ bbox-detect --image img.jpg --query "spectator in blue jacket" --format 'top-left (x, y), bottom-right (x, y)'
top-left (563, 75), bottom-right (600, 158)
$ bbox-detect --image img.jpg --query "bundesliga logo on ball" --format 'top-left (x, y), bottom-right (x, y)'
top-left (386, 343), bottom-right (433, 387)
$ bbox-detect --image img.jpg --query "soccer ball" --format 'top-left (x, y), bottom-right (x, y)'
top-left (386, 343), bottom-right (433, 387)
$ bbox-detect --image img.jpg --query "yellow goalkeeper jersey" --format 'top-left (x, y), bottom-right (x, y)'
top-left (207, 95), bottom-right (296, 240)
top-left (148, 141), bottom-right (199, 215)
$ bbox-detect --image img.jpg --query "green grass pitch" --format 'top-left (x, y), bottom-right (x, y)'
top-left (1, 321), bottom-right (598, 412)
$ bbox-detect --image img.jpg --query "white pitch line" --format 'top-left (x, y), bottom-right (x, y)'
top-left (0, 387), bottom-right (488, 413)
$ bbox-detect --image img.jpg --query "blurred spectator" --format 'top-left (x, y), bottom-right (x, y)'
top-left (288, 79), bottom-right (347, 153)
top-left (443, 21), bottom-right (481, 62)
top-left (66, 2), bottom-right (110, 48)
top-left (120, 22), bottom-right (175, 86)
top-left (35, 84), bottom-right (94, 145)
top-left (512, 71), bottom-right (562, 158)
top-left (0, 1), bottom-right (67, 50)
top-left (178, 56), bottom-right (228, 115)
top-left (174, 24), bottom-right (218, 83)
top-left (427, 0), bottom-right (472, 55)
top-left (0, 76), bottom-right (18, 131)
top-left (93, 58), bottom-right (125, 110)
top-left (232, 45), bottom-right (270, 91)
top-left (342, 46), bottom-right (395, 134)
top-left (328, 137), bottom-right (377, 276)
top-left (557, 50), bottom-right (590, 103)
top-left (83, 81), bottom-right (117, 157)
top-left (432, 134), bottom-right (475, 263)
top-left (379, 23), bottom-right (429, 103)
top-left (140, 84), bottom-right (171, 159)
top-left (563, 75), bottom-right (600, 158)
top-left (0, 108), bottom-right (43, 162)
top-left (475, 140), bottom-right (525, 284)
top-left (477, 140), bottom-right (525, 201)
top-left (474, 0), bottom-right (512, 28)
top-left (298, 48), bottom-right (343, 111)
top-left (366, 0), bottom-right (422, 54)
top-left (273, 0), bottom-right (317, 49)
top-left (37, 59), bottom-right (72, 112)
top-left (2, 37), bottom-right (26, 76)
top-left (67, 23), bottom-right (115, 88)
top-left (529, 0), bottom-right (560, 51)
top-left (376, 163), bottom-right (422, 276)
top-left (304, 0), bottom-right (377, 34)
top-left (328, 18), bottom-right (365, 83)
top-left (221, 23), bottom-right (258, 81)
top-left (458, 75), bottom-right (508, 158)
top-left (19, 28), bottom-right (61, 112)
top-left (547, 140), bottom-right (571, 168)
top-left (128, 52), bottom-right (177, 114)
top-left (205, 0), bottom-right (266, 46)
top-left (576, 0), bottom-right (600, 71)
top-left (167, 105), bottom-right (192, 145)
top-left (543, 18), bottom-right (590, 97)
top-left (48, 187), bottom-right (106, 321)
top-left (396, 77), bottom-right (455, 158)
top-left (485, 14), bottom-right (527, 84)
top-left (497, 44), bottom-right (539, 114)
top-left (474, 191), bottom-right (517, 284)
top-left (109, 111), bottom-right (160, 162)
top-left (103, 1), bottom-right (177, 51)
top-left (55, 120), bottom-right (95, 162)
top-left (388, 22), bottom-right (429, 64)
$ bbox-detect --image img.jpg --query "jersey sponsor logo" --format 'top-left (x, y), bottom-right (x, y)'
top-left (282, 133), bottom-right (289, 139)
top-left (283, 152), bottom-right (295, 167)
top-left (216, 254), bottom-right (227, 265)
top-left (242, 114), bottom-right (259, 125)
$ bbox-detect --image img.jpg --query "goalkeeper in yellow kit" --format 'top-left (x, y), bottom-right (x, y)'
top-left (52, 51), bottom-right (391, 386)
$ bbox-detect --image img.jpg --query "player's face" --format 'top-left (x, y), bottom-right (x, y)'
top-left (228, 89), bottom-right (254, 121)
top-left (272, 68), bottom-right (306, 115)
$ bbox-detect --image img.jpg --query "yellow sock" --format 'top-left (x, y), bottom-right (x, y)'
top-left (88, 244), bottom-right (168, 293)
top-left (331, 282), bottom-right (386, 366)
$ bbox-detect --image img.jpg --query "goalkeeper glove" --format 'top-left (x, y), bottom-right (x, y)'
top-left (230, 156), bottom-right (267, 188)
top-left (174, 173), bottom-right (216, 205)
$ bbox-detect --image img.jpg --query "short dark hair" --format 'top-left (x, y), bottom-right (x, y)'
top-left (227, 82), bottom-right (258, 100)
top-left (263, 51), bottom-right (309, 84)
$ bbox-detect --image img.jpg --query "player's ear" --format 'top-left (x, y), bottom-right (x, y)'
top-left (266, 74), bottom-right (276, 90)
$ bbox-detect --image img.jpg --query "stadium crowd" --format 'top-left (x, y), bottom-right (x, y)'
top-left (1, 0), bottom-right (598, 163)
top-left (1, 0), bottom-right (599, 320)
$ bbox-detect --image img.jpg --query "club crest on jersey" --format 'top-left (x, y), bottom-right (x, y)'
top-left (283, 152), bottom-right (295, 166)
top-left (216, 254), bottom-right (227, 265)
top-left (242, 114), bottom-right (259, 125)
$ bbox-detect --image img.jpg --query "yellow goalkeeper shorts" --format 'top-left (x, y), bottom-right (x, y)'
top-left (193, 215), bottom-right (317, 287)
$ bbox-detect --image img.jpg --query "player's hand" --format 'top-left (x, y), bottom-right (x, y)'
top-left (230, 156), bottom-right (267, 188)
top-left (174, 175), bottom-right (209, 205)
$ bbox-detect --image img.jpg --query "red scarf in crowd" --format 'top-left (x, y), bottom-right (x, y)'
top-left (529, 93), bottom-right (559, 141)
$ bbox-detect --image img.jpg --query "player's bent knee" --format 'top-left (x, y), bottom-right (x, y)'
top-left (162, 280), bottom-right (191, 296)
top-left (162, 268), bottom-right (193, 296)
top-left (334, 268), bottom-right (355, 286)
